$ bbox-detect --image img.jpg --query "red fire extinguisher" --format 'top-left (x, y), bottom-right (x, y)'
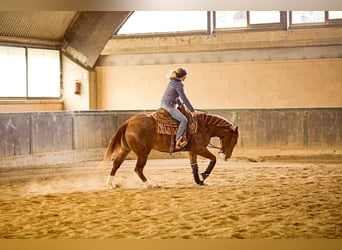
top-left (74, 80), bottom-right (81, 95)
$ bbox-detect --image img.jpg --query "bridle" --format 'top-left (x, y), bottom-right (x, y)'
top-left (196, 108), bottom-right (235, 157)
top-left (196, 108), bottom-right (224, 153)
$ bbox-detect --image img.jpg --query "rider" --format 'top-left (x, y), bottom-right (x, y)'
top-left (160, 67), bottom-right (197, 150)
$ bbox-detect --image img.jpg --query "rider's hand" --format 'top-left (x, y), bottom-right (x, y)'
top-left (191, 111), bottom-right (197, 117)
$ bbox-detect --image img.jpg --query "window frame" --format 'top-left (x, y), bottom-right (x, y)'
top-left (289, 11), bottom-right (342, 29)
top-left (0, 44), bottom-right (62, 100)
top-left (114, 11), bottom-right (342, 38)
top-left (327, 11), bottom-right (342, 26)
top-left (213, 11), bottom-right (287, 32)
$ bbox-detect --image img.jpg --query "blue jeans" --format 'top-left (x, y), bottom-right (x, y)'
top-left (161, 104), bottom-right (188, 141)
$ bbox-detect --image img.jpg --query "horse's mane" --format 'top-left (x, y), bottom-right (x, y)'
top-left (198, 113), bottom-right (234, 129)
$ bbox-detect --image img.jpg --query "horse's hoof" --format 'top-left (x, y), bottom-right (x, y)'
top-left (196, 181), bottom-right (205, 186)
top-left (147, 184), bottom-right (160, 189)
top-left (106, 184), bottom-right (116, 190)
top-left (201, 172), bottom-right (209, 181)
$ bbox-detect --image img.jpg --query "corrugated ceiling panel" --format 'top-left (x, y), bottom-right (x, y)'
top-left (0, 11), bottom-right (78, 41)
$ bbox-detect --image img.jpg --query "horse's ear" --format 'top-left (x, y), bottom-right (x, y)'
top-left (235, 126), bottom-right (238, 133)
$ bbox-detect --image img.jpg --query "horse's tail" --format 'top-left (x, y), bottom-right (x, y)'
top-left (98, 120), bottom-right (128, 168)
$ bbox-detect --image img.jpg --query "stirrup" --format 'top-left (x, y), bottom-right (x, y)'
top-left (175, 136), bottom-right (187, 149)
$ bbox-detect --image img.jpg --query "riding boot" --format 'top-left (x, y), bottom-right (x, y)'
top-left (175, 135), bottom-right (187, 150)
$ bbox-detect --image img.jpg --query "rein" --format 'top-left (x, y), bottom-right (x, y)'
top-left (197, 112), bottom-right (234, 154)
top-left (195, 108), bottom-right (208, 114)
top-left (207, 142), bottom-right (223, 152)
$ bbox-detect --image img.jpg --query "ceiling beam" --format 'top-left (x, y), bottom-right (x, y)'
top-left (62, 11), bottom-right (131, 69)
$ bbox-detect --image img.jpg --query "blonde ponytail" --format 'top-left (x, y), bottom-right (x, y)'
top-left (167, 68), bottom-right (187, 80)
top-left (167, 70), bottom-right (178, 80)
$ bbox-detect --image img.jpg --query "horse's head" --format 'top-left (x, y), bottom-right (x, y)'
top-left (219, 126), bottom-right (239, 161)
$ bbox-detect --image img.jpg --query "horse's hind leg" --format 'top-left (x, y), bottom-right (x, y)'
top-left (134, 154), bottom-right (157, 189)
top-left (106, 149), bottom-right (130, 189)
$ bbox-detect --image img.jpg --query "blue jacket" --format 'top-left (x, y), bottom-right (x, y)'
top-left (160, 78), bottom-right (195, 112)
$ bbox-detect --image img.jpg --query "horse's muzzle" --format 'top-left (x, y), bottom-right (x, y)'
top-left (219, 152), bottom-right (231, 161)
top-left (219, 152), bottom-right (227, 160)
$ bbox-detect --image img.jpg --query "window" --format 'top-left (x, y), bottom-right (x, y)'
top-left (329, 11), bottom-right (342, 20)
top-left (215, 11), bottom-right (247, 28)
top-left (115, 11), bottom-right (342, 37)
top-left (291, 11), bottom-right (325, 24)
top-left (117, 11), bottom-right (208, 35)
top-left (0, 46), bottom-right (60, 98)
top-left (27, 49), bottom-right (60, 97)
top-left (290, 11), bottom-right (342, 26)
top-left (0, 46), bottom-right (26, 97)
top-left (214, 11), bottom-right (285, 30)
top-left (249, 11), bottom-right (281, 24)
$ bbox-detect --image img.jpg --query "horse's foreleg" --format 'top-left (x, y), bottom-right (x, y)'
top-left (191, 163), bottom-right (204, 185)
top-left (201, 160), bottom-right (216, 181)
top-left (197, 148), bottom-right (216, 182)
top-left (189, 152), bottom-right (204, 185)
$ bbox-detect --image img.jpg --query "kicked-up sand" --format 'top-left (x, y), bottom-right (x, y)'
top-left (0, 157), bottom-right (341, 239)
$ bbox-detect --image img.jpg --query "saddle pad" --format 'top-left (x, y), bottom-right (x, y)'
top-left (152, 112), bottom-right (179, 135)
top-left (152, 110), bottom-right (197, 136)
top-left (156, 121), bottom-right (179, 135)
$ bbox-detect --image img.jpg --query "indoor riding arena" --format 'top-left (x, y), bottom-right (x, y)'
top-left (0, 11), bottom-right (341, 239)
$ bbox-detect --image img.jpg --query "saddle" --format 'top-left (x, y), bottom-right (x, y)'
top-left (152, 105), bottom-right (198, 153)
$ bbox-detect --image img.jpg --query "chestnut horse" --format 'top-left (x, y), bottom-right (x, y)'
top-left (99, 112), bottom-right (239, 189)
